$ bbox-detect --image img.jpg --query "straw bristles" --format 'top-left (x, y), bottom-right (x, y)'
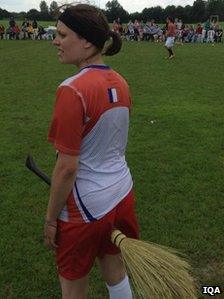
top-left (111, 230), bottom-right (197, 299)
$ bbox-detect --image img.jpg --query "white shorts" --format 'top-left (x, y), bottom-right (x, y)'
top-left (165, 36), bottom-right (175, 48)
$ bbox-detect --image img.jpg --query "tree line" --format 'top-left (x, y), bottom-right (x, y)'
top-left (0, 0), bottom-right (223, 23)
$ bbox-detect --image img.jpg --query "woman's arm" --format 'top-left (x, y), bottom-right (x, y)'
top-left (44, 152), bottom-right (79, 250)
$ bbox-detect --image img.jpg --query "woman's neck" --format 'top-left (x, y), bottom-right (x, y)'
top-left (78, 53), bottom-right (104, 70)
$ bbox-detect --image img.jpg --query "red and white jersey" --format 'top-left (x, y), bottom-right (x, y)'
top-left (48, 65), bottom-right (133, 223)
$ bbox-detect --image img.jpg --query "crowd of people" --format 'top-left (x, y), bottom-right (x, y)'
top-left (0, 16), bottom-right (56, 40)
top-left (0, 15), bottom-right (223, 44)
top-left (112, 17), bottom-right (223, 44)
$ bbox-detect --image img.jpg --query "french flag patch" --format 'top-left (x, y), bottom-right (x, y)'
top-left (108, 88), bottom-right (118, 103)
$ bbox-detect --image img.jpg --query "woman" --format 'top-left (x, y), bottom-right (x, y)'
top-left (45, 4), bottom-right (139, 299)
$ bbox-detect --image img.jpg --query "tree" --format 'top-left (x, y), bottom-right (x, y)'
top-left (149, 6), bottom-right (164, 22)
top-left (39, 0), bottom-right (51, 20)
top-left (49, 1), bottom-right (59, 19)
top-left (182, 5), bottom-right (192, 23)
top-left (27, 9), bottom-right (41, 20)
top-left (174, 6), bottom-right (186, 21)
top-left (0, 8), bottom-right (10, 19)
top-left (207, 0), bottom-right (224, 20)
top-left (129, 12), bottom-right (142, 21)
top-left (191, 0), bottom-right (206, 22)
top-left (164, 5), bottom-right (176, 19)
top-left (40, 1), bottom-right (49, 13)
top-left (17, 11), bottom-right (27, 20)
top-left (105, 0), bottom-right (129, 22)
top-left (141, 8), bottom-right (152, 22)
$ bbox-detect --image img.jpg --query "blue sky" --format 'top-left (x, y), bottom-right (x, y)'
top-left (0, 0), bottom-right (195, 13)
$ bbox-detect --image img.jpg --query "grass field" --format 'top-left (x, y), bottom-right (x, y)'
top-left (0, 40), bottom-right (224, 298)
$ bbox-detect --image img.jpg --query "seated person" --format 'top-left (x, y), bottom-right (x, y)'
top-left (37, 25), bottom-right (46, 39)
top-left (0, 24), bottom-right (5, 39)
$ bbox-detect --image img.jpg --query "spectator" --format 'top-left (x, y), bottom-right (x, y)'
top-left (149, 20), bottom-right (160, 42)
top-left (133, 19), bottom-right (141, 41)
top-left (5, 26), bottom-right (13, 39)
top-left (143, 21), bottom-right (151, 41)
top-left (186, 25), bottom-right (195, 43)
top-left (27, 23), bottom-right (34, 39)
top-left (175, 19), bottom-right (183, 44)
top-left (195, 23), bottom-right (203, 43)
top-left (0, 24), bottom-right (5, 39)
top-left (176, 19), bottom-right (183, 31)
top-left (116, 17), bottom-right (123, 35)
top-left (37, 25), bottom-right (46, 40)
top-left (112, 20), bottom-right (119, 33)
top-left (154, 28), bottom-right (164, 43)
top-left (207, 26), bottom-right (215, 43)
top-left (125, 20), bottom-right (135, 41)
top-left (12, 25), bottom-right (21, 40)
top-left (203, 19), bottom-right (211, 41)
top-left (32, 19), bottom-right (39, 40)
top-left (182, 24), bottom-right (189, 43)
top-left (21, 18), bottom-right (29, 39)
top-left (138, 20), bottom-right (144, 41)
top-left (214, 26), bottom-right (223, 43)
top-left (9, 16), bottom-right (15, 28)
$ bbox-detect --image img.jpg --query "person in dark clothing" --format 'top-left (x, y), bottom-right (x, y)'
top-left (9, 16), bottom-right (15, 28)
top-left (37, 25), bottom-right (46, 40)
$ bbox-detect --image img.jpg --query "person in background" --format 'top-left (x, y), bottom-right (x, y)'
top-left (203, 18), bottom-right (211, 41)
top-left (45, 3), bottom-right (139, 299)
top-left (13, 24), bottom-right (20, 40)
top-left (207, 26), bottom-right (215, 43)
top-left (32, 19), bottom-right (38, 40)
top-left (5, 26), bottom-right (13, 39)
top-left (9, 16), bottom-right (15, 28)
top-left (36, 25), bottom-right (46, 40)
top-left (165, 16), bottom-right (176, 59)
top-left (27, 23), bottom-right (34, 39)
top-left (0, 24), bottom-right (5, 39)
top-left (116, 17), bottom-right (123, 36)
top-left (21, 18), bottom-right (29, 39)
top-left (125, 20), bottom-right (135, 41)
top-left (195, 23), bottom-right (203, 43)
top-left (112, 20), bottom-right (119, 33)
top-left (214, 25), bottom-right (223, 43)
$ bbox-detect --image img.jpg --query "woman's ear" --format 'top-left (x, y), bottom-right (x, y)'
top-left (83, 39), bottom-right (93, 49)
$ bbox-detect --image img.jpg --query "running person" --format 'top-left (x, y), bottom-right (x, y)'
top-left (44, 4), bottom-right (139, 299)
top-left (165, 17), bottom-right (176, 59)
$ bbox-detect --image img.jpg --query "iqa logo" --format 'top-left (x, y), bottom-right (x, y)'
top-left (202, 286), bottom-right (222, 296)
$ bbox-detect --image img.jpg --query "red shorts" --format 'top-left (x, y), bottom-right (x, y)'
top-left (56, 189), bottom-right (139, 280)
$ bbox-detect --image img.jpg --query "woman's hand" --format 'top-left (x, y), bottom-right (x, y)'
top-left (44, 221), bottom-right (58, 251)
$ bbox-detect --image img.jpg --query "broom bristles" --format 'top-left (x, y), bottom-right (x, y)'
top-left (111, 230), bottom-right (197, 299)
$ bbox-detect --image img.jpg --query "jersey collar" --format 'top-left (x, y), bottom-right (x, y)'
top-left (79, 64), bottom-right (110, 72)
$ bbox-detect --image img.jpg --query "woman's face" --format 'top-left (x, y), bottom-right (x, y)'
top-left (53, 20), bottom-right (86, 65)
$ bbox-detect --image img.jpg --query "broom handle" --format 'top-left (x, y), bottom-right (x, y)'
top-left (25, 155), bottom-right (51, 186)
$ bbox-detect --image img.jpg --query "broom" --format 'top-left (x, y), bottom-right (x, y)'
top-left (111, 230), bottom-right (197, 299)
top-left (26, 155), bottom-right (197, 298)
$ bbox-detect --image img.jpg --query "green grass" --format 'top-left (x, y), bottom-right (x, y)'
top-left (0, 40), bottom-right (224, 298)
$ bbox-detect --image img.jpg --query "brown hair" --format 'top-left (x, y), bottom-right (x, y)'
top-left (58, 4), bottom-right (122, 56)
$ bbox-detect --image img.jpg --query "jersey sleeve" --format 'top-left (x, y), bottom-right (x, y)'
top-left (48, 85), bottom-right (85, 156)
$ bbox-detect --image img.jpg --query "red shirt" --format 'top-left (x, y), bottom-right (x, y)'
top-left (167, 22), bottom-right (176, 37)
top-left (48, 65), bottom-right (133, 223)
